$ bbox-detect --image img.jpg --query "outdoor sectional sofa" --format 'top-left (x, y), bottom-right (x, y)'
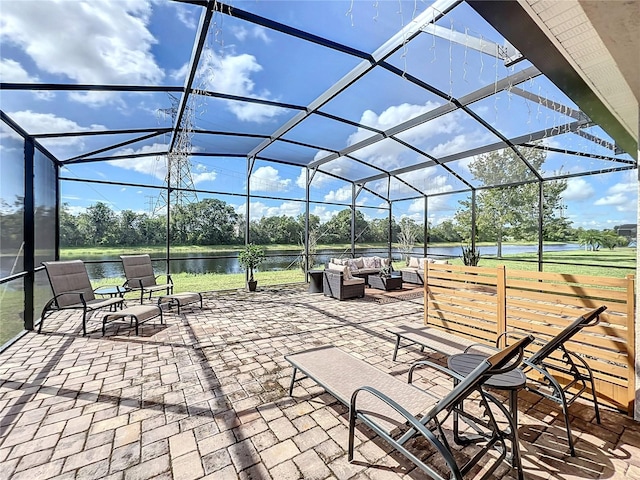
top-left (323, 267), bottom-right (366, 300)
top-left (400, 256), bottom-right (449, 285)
top-left (328, 256), bottom-right (391, 286)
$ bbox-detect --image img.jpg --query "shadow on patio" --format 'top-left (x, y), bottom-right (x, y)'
top-left (0, 285), bottom-right (638, 479)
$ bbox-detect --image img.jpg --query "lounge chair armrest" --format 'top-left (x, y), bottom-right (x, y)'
top-left (155, 275), bottom-right (173, 285)
top-left (53, 291), bottom-right (88, 306)
top-left (463, 343), bottom-right (500, 355)
top-left (349, 385), bottom-right (460, 477)
top-left (124, 277), bottom-right (145, 289)
top-left (408, 360), bottom-right (465, 384)
top-left (494, 330), bottom-right (532, 348)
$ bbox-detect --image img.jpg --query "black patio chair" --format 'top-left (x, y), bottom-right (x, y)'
top-left (465, 305), bottom-right (607, 456)
top-left (286, 335), bottom-right (534, 480)
top-left (39, 260), bottom-right (124, 335)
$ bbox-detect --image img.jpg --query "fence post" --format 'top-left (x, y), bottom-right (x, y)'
top-left (497, 265), bottom-right (507, 347)
top-left (626, 274), bottom-right (636, 416)
top-left (423, 261), bottom-right (429, 326)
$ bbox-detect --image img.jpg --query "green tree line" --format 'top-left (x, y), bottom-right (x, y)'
top-left (1, 146), bottom-right (630, 251)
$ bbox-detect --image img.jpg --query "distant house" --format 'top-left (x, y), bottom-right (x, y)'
top-left (614, 224), bottom-right (637, 240)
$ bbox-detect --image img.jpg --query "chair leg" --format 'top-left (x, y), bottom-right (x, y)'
top-left (82, 310), bottom-right (88, 336)
top-left (392, 336), bottom-right (401, 361)
top-left (288, 368), bottom-right (298, 396)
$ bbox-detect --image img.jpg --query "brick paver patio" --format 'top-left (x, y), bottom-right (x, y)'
top-left (1, 284), bottom-right (639, 479)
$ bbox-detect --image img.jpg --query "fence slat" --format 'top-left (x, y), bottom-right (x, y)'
top-left (424, 263), bottom-right (634, 413)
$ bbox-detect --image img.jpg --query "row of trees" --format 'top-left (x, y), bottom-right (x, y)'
top-left (3, 145), bottom-right (630, 251)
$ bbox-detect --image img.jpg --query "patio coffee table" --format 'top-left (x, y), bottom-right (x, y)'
top-left (368, 274), bottom-right (402, 291)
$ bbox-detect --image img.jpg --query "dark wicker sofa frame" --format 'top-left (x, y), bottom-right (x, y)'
top-left (322, 269), bottom-right (365, 300)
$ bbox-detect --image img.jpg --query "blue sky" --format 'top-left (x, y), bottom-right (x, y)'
top-left (1, 0), bottom-right (636, 231)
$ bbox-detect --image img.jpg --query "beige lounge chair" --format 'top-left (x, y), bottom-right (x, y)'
top-left (39, 260), bottom-right (124, 336)
top-left (286, 336), bottom-right (534, 480)
top-left (120, 254), bottom-right (173, 304)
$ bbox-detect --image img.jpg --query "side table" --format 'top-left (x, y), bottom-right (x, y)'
top-left (448, 353), bottom-right (526, 475)
top-left (368, 275), bottom-right (402, 291)
top-left (95, 285), bottom-right (127, 298)
top-left (307, 270), bottom-right (324, 293)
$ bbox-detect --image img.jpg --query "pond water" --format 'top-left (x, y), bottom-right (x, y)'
top-left (70, 243), bottom-right (581, 280)
top-left (0, 243), bottom-right (581, 280)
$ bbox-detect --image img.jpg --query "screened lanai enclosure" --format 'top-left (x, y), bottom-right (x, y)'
top-left (1, 1), bottom-right (638, 350)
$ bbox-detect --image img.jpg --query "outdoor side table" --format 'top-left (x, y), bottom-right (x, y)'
top-left (307, 269), bottom-right (324, 293)
top-left (95, 285), bottom-right (128, 311)
top-left (448, 352), bottom-right (526, 469)
top-left (368, 275), bottom-right (402, 291)
top-left (95, 285), bottom-right (127, 298)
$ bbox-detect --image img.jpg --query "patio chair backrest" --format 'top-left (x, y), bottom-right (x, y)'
top-left (527, 305), bottom-right (607, 366)
top-left (121, 254), bottom-right (157, 288)
top-left (426, 334), bottom-right (534, 419)
top-left (43, 260), bottom-right (95, 307)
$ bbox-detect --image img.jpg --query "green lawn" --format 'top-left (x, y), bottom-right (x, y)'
top-left (1, 246), bottom-right (635, 347)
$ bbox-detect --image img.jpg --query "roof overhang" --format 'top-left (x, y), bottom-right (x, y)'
top-left (467, 0), bottom-right (639, 159)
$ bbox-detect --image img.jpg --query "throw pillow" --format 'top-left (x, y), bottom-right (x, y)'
top-left (363, 256), bottom-right (376, 268)
top-left (408, 257), bottom-right (420, 268)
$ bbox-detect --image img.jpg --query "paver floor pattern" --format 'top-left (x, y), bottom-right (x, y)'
top-left (0, 284), bottom-right (639, 480)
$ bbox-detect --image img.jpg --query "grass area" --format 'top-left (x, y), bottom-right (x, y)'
top-left (466, 248), bottom-right (636, 278)
top-left (2, 246), bottom-right (635, 346)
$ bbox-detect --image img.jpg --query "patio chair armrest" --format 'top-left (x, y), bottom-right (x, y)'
top-left (407, 360), bottom-right (465, 385)
top-left (494, 330), bottom-right (531, 348)
top-left (349, 385), bottom-right (460, 478)
top-left (53, 291), bottom-right (88, 307)
top-left (463, 343), bottom-right (500, 354)
top-left (124, 277), bottom-right (145, 290)
top-left (156, 275), bottom-right (173, 285)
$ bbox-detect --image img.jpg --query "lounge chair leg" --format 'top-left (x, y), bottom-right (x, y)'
top-left (348, 408), bottom-right (356, 462)
top-left (559, 394), bottom-right (576, 456)
top-left (392, 336), bottom-right (401, 361)
top-left (82, 311), bottom-right (87, 336)
top-left (288, 368), bottom-right (298, 396)
top-left (587, 372), bottom-right (601, 424)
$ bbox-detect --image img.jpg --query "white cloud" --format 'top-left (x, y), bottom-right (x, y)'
top-left (236, 200), bottom-right (303, 219)
top-left (594, 192), bottom-right (634, 212)
top-left (1, 0), bottom-right (164, 106)
top-left (231, 26), bottom-right (271, 44)
top-left (343, 101), bottom-right (461, 170)
top-left (250, 166), bottom-right (291, 192)
top-left (1, 58), bottom-right (33, 82)
top-left (170, 62), bottom-right (189, 83)
top-left (324, 186), bottom-right (351, 202)
top-left (3, 111), bottom-right (105, 148)
top-left (108, 143), bottom-right (168, 180)
top-left (197, 48), bottom-right (286, 122)
top-left (592, 180), bottom-right (637, 212)
top-left (175, 4), bottom-right (197, 29)
top-left (407, 199), bottom-right (424, 214)
top-left (562, 178), bottom-right (595, 201)
top-left (108, 145), bottom-right (218, 185)
top-left (311, 205), bottom-right (339, 223)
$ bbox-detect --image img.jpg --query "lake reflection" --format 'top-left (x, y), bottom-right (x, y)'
top-left (66, 243), bottom-right (581, 280)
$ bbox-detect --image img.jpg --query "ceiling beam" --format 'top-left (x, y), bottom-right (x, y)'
top-left (467, 0), bottom-right (637, 159)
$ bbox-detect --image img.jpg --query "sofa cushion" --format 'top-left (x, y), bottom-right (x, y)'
top-left (344, 277), bottom-right (365, 286)
top-left (408, 257), bottom-right (420, 268)
top-left (334, 264), bottom-right (353, 280)
top-left (355, 257), bottom-right (365, 269)
top-left (362, 256), bottom-right (376, 268)
top-left (346, 259), bottom-right (359, 272)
